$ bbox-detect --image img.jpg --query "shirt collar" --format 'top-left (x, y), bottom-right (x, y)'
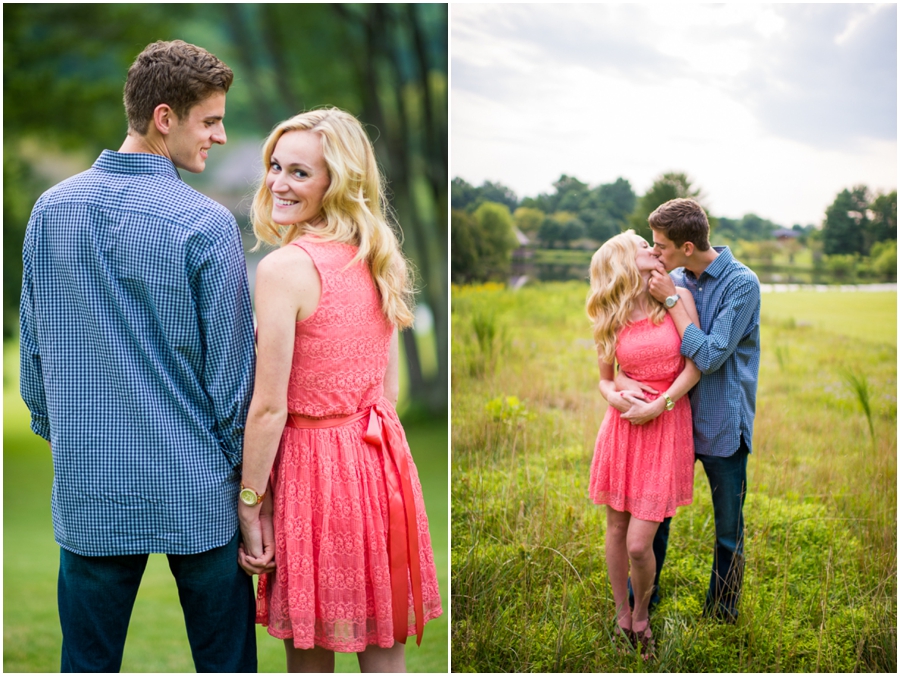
top-left (93, 150), bottom-right (182, 180)
top-left (685, 245), bottom-right (732, 280)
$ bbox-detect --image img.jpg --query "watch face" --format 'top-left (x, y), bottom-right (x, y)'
top-left (240, 488), bottom-right (257, 506)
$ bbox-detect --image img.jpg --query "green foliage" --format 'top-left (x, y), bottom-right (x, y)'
top-left (717, 213), bottom-right (781, 242)
top-left (821, 186), bottom-right (896, 258)
top-left (5, 3), bottom-right (449, 413)
top-left (871, 240), bottom-right (897, 280)
top-left (840, 367), bottom-right (875, 444)
top-left (519, 174), bottom-right (635, 244)
top-left (485, 395), bottom-right (535, 426)
top-left (627, 171), bottom-right (708, 241)
top-left (451, 203), bottom-right (519, 284)
top-left (4, 3), bottom-right (184, 151)
top-left (452, 282), bottom-right (897, 673)
top-left (868, 190), bottom-right (897, 245)
top-left (824, 253), bottom-right (859, 281)
top-left (451, 177), bottom-right (519, 212)
top-left (3, 150), bottom-right (41, 338)
top-left (823, 186), bottom-right (869, 255)
top-left (513, 206), bottom-right (545, 239)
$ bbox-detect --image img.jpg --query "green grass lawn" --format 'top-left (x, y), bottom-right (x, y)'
top-left (760, 290), bottom-right (896, 346)
top-left (3, 341), bottom-right (448, 673)
top-left (451, 282), bottom-right (896, 672)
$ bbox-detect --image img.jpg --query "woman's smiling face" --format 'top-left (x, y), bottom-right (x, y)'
top-left (266, 130), bottom-right (331, 226)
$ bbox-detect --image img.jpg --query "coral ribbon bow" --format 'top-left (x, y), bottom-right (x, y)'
top-left (363, 400), bottom-right (425, 646)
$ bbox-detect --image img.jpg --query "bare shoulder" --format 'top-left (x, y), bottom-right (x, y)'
top-left (256, 244), bottom-right (317, 287)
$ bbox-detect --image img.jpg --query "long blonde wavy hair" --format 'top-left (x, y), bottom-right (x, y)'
top-left (250, 108), bottom-right (415, 329)
top-left (585, 230), bottom-right (666, 364)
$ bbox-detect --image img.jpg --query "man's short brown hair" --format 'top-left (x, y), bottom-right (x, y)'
top-left (648, 198), bottom-right (711, 251)
top-left (124, 40), bottom-right (233, 135)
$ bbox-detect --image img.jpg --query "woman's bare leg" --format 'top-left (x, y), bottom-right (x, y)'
top-left (626, 517), bottom-right (661, 630)
top-left (605, 506), bottom-right (632, 630)
top-left (357, 642), bottom-right (406, 673)
top-left (284, 641), bottom-right (335, 673)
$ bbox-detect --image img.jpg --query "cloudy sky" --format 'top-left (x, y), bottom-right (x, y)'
top-left (451, 3), bottom-right (897, 228)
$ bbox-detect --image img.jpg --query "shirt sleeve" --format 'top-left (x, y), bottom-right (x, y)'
top-left (19, 210), bottom-right (51, 441)
top-left (680, 275), bottom-right (760, 375)
top-left (193, 220), bottom-right (256, 468)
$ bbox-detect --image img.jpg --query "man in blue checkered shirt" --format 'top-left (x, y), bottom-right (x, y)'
top-left (621, 198), bottom-right (761, 623)
top-left (19, 40), bottom-right (257, 671)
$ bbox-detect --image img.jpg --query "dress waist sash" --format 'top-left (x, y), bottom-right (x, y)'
top-left (285, 400), bottom-right (425, 646)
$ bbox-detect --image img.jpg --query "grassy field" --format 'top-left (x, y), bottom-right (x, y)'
top-left (451, 282), bottom-right (896, 672)
top-left (3, 341), bottom-right (448, 673)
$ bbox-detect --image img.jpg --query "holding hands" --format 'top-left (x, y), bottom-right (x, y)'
top-left (238, 493), bottom-right (276, 576)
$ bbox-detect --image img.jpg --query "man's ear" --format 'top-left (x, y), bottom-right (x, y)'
top-left (152, 104), bottom-right (176, 136)
top-left (681, 241), bottom-right (695, 257)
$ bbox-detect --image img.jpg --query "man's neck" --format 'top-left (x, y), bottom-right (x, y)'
top-left (684, 247), bottom-right (719, 277)
top-left (119, 131), bottom-right (171, 160)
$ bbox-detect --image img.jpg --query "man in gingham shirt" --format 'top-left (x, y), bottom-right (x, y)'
top-left (19, 40), bottom-right (257, 671)
top-left (621, 198), bottom-right (761, 623)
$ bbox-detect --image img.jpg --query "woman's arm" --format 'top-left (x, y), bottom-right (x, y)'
top-left (676, 286), bottom-right (701, 328)
top-left (238, 245), bottom-right (320, 569)
top-left (383, 328), bottom-right (400, 407)
top-left (598, 358), bottom-right (639, 414)
top-left (619, 357), bottom-right (700, 426)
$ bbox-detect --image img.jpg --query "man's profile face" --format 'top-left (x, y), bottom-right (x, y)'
top-left (166, 91), bottom-right (227, 173)
top-left (650, 227), bottom-right (687, 272)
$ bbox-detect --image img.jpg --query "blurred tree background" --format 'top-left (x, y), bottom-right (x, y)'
top-left (4, 2), bottom-right (448, 415)
top-left (451, 169), bottom-right (896, 286)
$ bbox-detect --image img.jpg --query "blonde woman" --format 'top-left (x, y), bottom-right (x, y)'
top-left (586, 231), bottom-right (700, 658)
top-left (236, 108), bottom-right (442, 673)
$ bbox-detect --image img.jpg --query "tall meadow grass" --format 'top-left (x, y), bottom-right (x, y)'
top-left (451, 282), bottom-right (896, 672)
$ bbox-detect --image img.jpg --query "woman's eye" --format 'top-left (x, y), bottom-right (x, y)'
top-left (270, 162), bottom-right (281, 172)
top-left (293, 169), bottom-right (308, 179)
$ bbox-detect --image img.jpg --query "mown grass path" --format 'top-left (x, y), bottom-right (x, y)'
top-left (451, 283), bottom-right (896, 672)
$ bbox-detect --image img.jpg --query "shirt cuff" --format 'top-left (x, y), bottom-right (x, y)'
top-left (680, 323), bottom-right (705, 360)
top-left (30, 415), bottom-right (51, 441)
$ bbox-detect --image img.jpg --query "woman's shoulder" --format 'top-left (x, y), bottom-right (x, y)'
top-left (256, 243), bottom-right (317, 285)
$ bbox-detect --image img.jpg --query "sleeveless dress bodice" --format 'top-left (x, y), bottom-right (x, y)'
top-left (287, 238), bottom-right (392, 418)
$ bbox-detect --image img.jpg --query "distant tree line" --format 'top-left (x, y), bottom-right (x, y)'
top-left (451, 171), bottom-right (897, 285)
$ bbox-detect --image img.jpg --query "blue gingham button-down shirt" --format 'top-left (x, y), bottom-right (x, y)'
top-left (671, 247), bottom-right (761, 458)
top-left (19, 150), bottom-right (256, 556)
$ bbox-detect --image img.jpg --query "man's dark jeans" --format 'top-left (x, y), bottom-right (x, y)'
top-left (630, 439), bottom-right (749, 620)
top-left (58, 530), bottom-right (256, 673)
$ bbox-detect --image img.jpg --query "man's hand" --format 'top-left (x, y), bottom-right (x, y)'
top-left (620, 394), bottom-right (666, 426)
top-left (648, 269), bottom-right (676, 303)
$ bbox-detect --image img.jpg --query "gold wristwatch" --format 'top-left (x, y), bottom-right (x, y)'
top-left (663, 393), bottom-right (675, 411)
top-left (239, 482), bottom-right (265, 506)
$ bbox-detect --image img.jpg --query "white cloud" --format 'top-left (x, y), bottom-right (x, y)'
top-left (451, 3), bottom-right (897, 226)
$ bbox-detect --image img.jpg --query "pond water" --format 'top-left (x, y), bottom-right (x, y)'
top-left (510, 260), bottom-right (894, 289)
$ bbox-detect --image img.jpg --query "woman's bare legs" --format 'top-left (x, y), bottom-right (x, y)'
top-left (283, 640), bottom-right (405, 673)
top-left (357, 642), bottom-right (406, 673)
top-left (605, 507), bottom-right (632, 631)
top-left (284, 642), bottom-right (335, 673)
top-left (626, 517), bottom-right (660, 633)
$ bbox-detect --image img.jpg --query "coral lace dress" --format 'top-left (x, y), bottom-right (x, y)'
top-left (589, 314), bottom-right (694, 522)
top-left (256, 237), bottom-right (442, 651)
